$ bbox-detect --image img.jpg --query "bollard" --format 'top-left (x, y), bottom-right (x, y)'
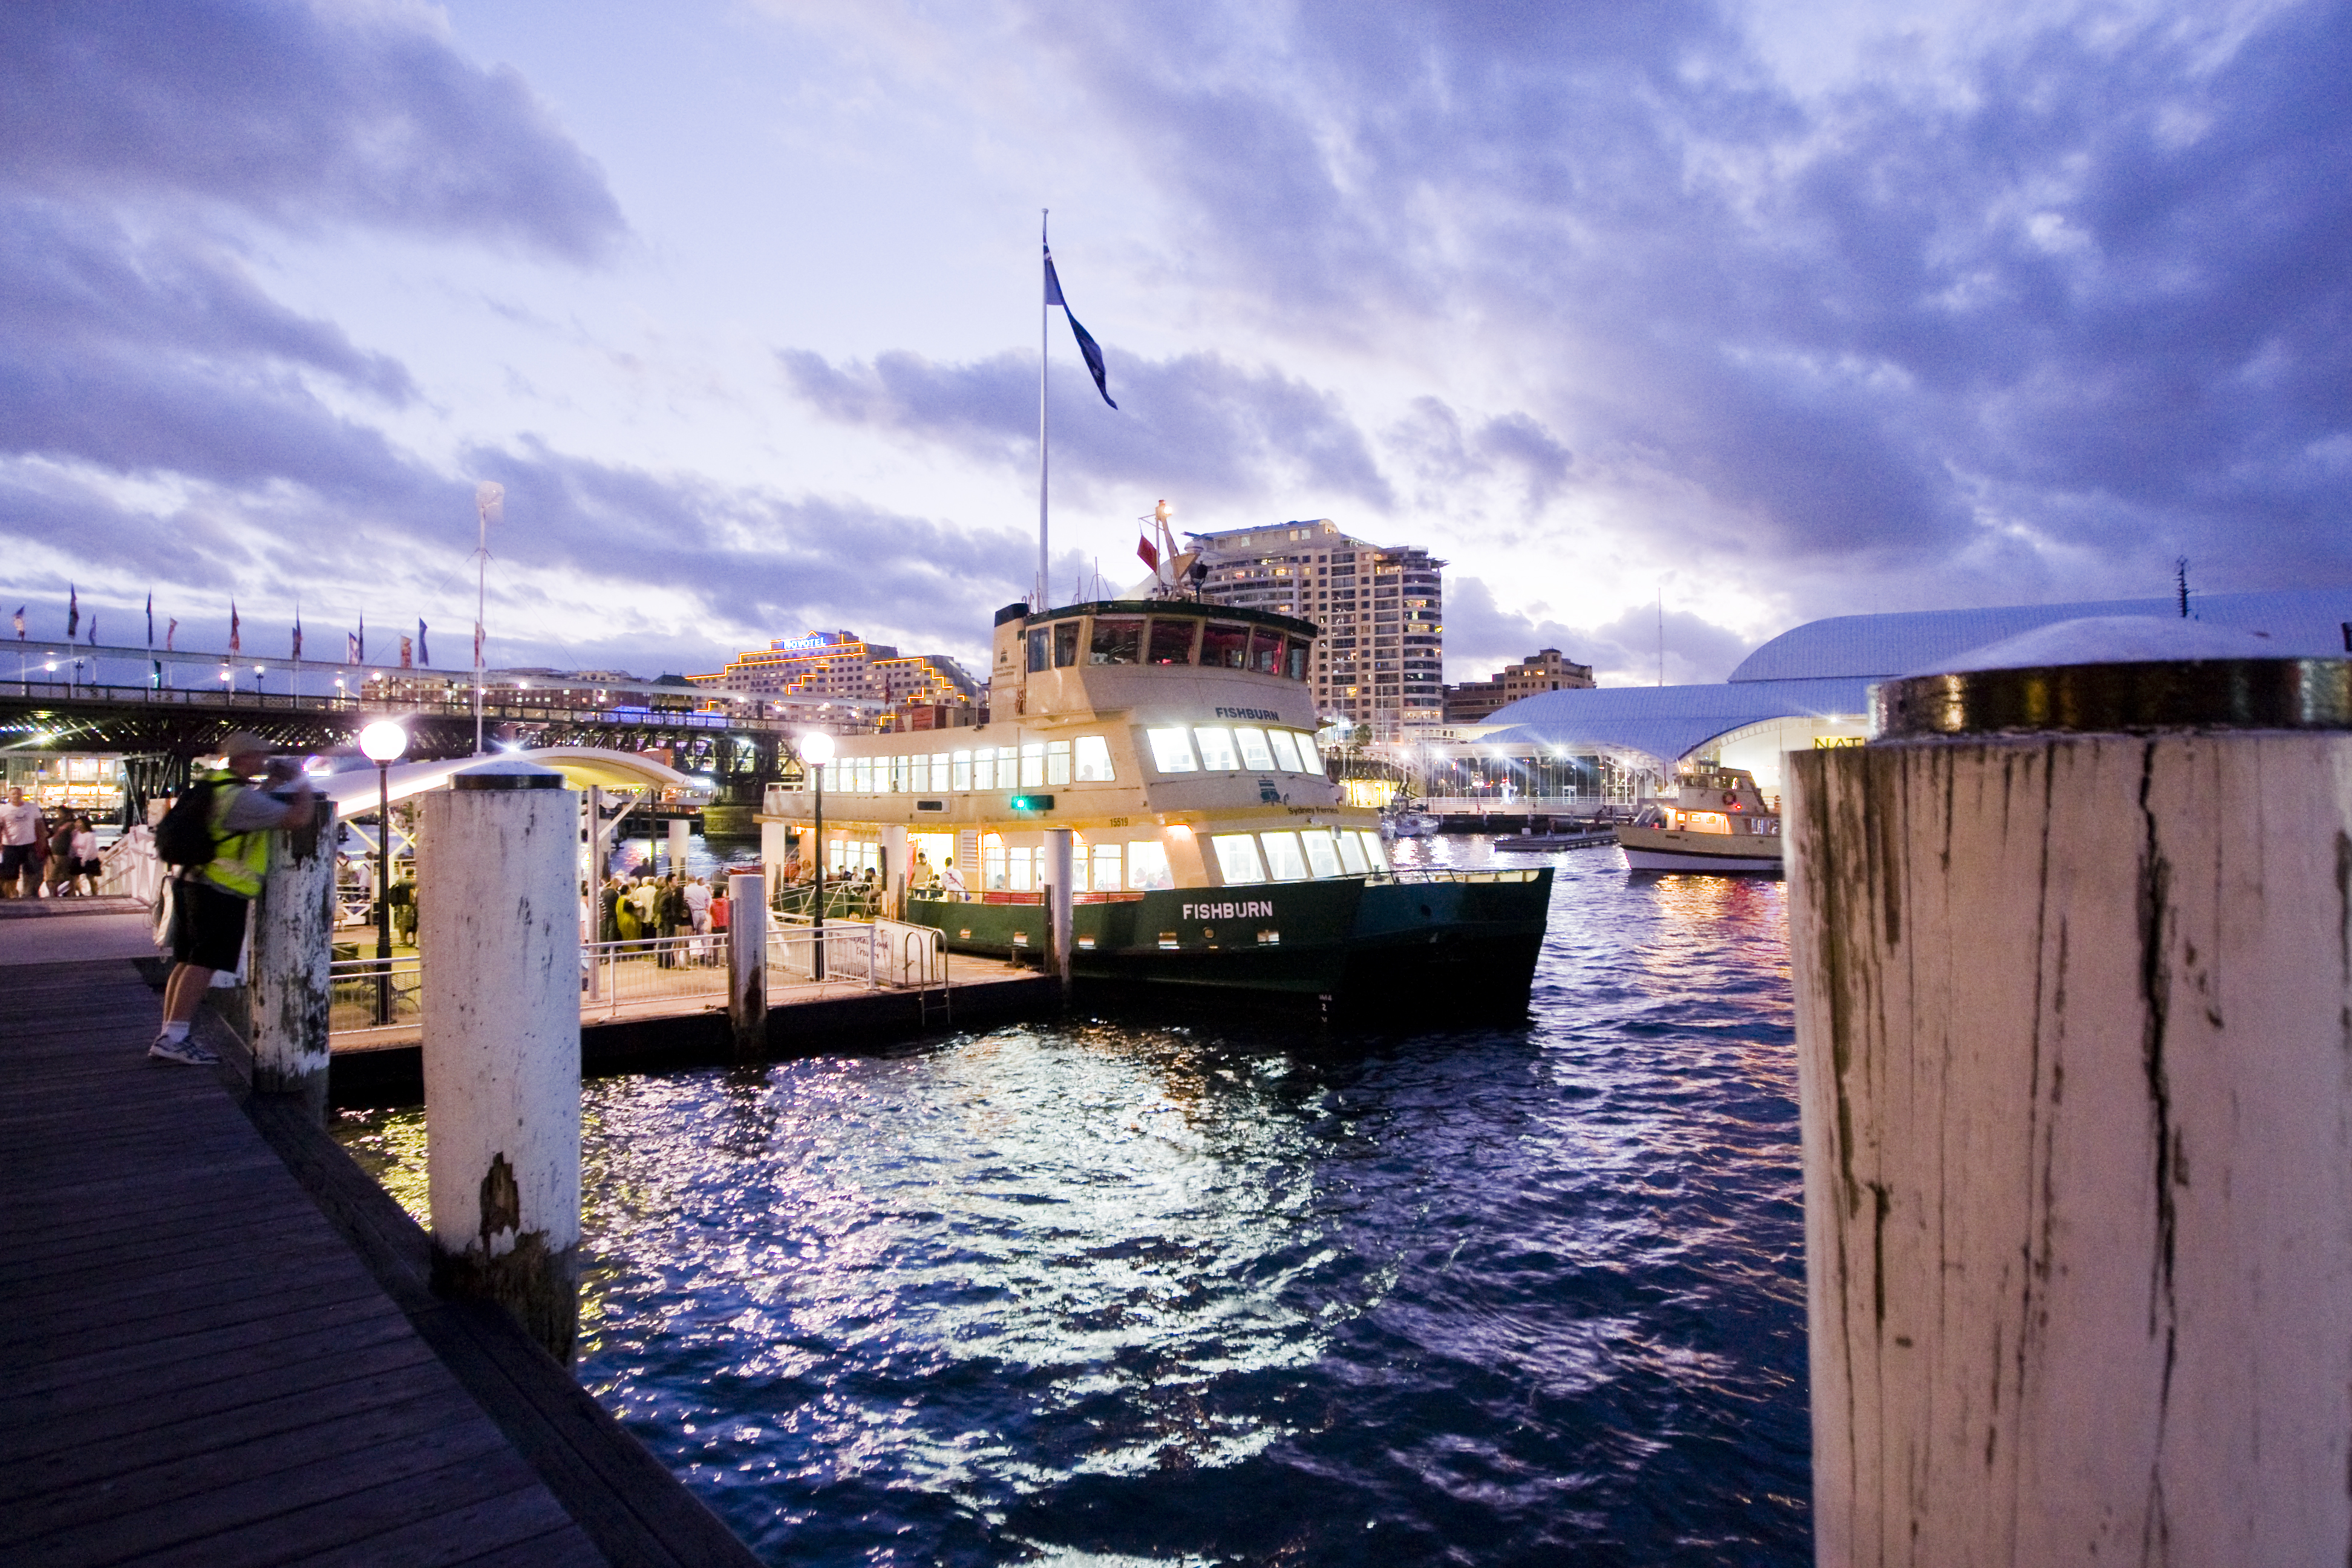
top-left (419, 761), bottom-right (583, 1362)
top-left (667, 815), bottom-right (689, 877)
top-left (727, 868), bottom-right (766, 1061)
top-left (249, 799), bottom-right (336, 1115)
top-left (1788, 633), bottom-right (2352, 1566)
top-left (1043, 826), bottom-right (1074, 999)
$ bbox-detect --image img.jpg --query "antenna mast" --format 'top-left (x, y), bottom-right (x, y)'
top-left (1037, 209), bottom-right (1050, 611)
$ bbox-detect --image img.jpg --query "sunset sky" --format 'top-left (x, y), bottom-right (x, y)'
top-left (6, 0), bottom-right (2346, 684)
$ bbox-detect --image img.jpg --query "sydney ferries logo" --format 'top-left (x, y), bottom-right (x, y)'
top-left (1181, 900), bottom-right (1274, 920)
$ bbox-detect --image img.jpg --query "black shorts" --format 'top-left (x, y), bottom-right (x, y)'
top-left (0, 844), bottom-right (27, 877)
top-left (171, 879), bottom-right (251, 972)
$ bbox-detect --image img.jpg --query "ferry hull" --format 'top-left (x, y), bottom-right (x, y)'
top-left (907, 869), bottom-right (1552, 1020)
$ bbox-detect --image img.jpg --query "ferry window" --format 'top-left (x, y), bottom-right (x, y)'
top-left (851, 757), bottom-right (872, 792)
top-left (1298, 734), bottom-right (1325, 773)
top-left (1020, 743), bottom-right (1046, 788)
top-left (1193, 727), bottom-right (1238, 770)
top-left (1091, 842), bottom-right (1122, 890)
top-left (1354, 830), bottom-right (1389, 870)
top-left (1299, 829), bottom-right (1344, 878)
top-left (984, 840), bottom-right (1008, 890)
top-left (1201, 622), bottom-right (1249, 668)
top-left (1053, 621), bottom-right (1080, 667)
top-left (952, 750), bottom-right (973, 791)
top-left (1070, 849), bottom-right (1091, 893)
top-left (1146, 727), bottom-right (1198, 773)
top-left (1090, 616), bottom-right (1144, 664)
top-left (1266, 728), bottom-right (1304, 772)
top-left (1232, 727), bottom-right (1276, 771)
top-left (1044, 740), bottom-right (1071, 785)
top-left (1335, 831), bottom-right (1370, 874)
top-left (1127, 840), bottom-right (1172, 890)
top-left (1009, 846), bottom-right (1034, 891)
top-left (972, 750), bottom-right (994, 791)
top-left (1027, 628), bottom-right (1050, 673)
top-left (1248, 628), bottom-right (1282, 673)
top-left (1284, 638), bottom-right (1312, 681)
top-left (1147, 618), bottom-right (1197, 665)
top-left (930, 754), bottom-right (952, 792)
top-left (1074, 735), bottom-right (1114, 782)
top-left (1259, 831), bottom-right (1308, 882)
top-left (1211, 832), bottom-right (1266, 885)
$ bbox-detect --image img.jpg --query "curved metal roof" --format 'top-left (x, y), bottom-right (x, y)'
top-left (1479, 678), bottom-right (1872, 768)
top-left (1730, 588), bottom-right (2352, 682)
top-left (316, 746), bottom-right (699, 810)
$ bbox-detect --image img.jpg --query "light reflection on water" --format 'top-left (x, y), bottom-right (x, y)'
top-left (336, 842), bottom-right (1807, 1566)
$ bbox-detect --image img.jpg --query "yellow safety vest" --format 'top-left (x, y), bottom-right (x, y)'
top-left (195, 769), bottom-right (271, 898)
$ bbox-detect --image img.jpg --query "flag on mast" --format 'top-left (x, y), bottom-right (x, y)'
top-left (291, 613), bottom-right (302, 662)
top-left (145, 592), bottom-right (153, 648)
top-left (1044, 244), bottom-right (1117, 408)
top-left (346, 632), bottom-right (361, 664)
top-left (417, 621), bottom-right (430, 667)
top-left (67, 586), bottom-right (77, 639)
top-left (11, 607), bottom-right (23, 640)
top-left (229, 601), bottom-right (240, 655)
top-left (358, 612), bottom-right (365, 664)
top-left (166, 618), bottom-right (177, 652)
top-left (88, 613), bottom-right (96, 647)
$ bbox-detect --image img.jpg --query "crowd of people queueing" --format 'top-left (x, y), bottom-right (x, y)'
top-left (595, 872), bottom-right (730, 964)
top-left (0, 787), bottom-right (105, 898)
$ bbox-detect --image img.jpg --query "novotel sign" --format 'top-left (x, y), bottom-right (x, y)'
top-left (772, 633), bottom-right (843, 652)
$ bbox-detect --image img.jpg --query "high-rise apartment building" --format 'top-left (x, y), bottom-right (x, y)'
top-left (690, 631), bottom-right (980, 730)
top-left (1184, 519), bottom-right (1443, 736)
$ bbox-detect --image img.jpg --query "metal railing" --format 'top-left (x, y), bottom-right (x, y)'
top-left (581, 935), bottom-right (727, 1018)
top-left (329, 954), bottom-right (422, 1033)
top-left (96, 827), bottom-right (163, 904)
top-left (1377, 866), bottom-right (1547, 885)
top-left (768, 916), bottom-right (945, 990)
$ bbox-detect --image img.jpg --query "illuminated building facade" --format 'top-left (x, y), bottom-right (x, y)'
top-left (691, 631), bottom-right (980, 730)
top-left (1185, 520), bottom-right (1444, 739)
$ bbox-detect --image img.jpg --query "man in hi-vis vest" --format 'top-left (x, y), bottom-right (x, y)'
top-left (151, 731), bottom-right (316, 1065)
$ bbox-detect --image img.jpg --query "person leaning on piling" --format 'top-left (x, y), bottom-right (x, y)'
top-left (0, 787), bottom-right (39, 897)
top-left (151, 733), bottom-right (315, 1066)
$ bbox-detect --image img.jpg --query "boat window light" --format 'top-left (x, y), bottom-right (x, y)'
top-left (1232, 727), bottom-right (1276, 771)
top-left (1146, 727), bottom-right (1198, 773)
top-left (1091, 841), bottom-right (1122, 887)
top-left (952, 749), bottom-right (973, 791)
top-left (1334, 831), bottom-right (1370, 874)
top-left (1299, 733), bottom-right (1325, 773)
top-left (1210, 833), bottom-right (1266, 885)
top-left (1299, 829), bottom-right (1344, 878)
top-left (1259, 831), bottom-right (1308, 881)
top-left (1044, 740), bottom-right (1072, 785)
top-left (1073, 734), bottom-right (1114, 782)
top-left (1127, 839), bottom-right (1173, 889)
top-left (1194, 727), bottom-right (1238, 771)
top-left (1355, 830), bottom-right (1388, 871)
top-left (1266, 728), bottom-right (1304, 772)
top-left (1020, 742), bottom-right (1047, 788)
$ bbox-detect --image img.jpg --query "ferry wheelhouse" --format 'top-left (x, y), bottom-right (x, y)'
top-left (758, 598), bottom-right (1553, 1017)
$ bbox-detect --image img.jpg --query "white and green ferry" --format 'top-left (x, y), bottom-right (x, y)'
top-left (759, 598), bottom-right (1553, 1018)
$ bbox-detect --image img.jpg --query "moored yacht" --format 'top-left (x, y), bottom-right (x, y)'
top-left (759, 598), bottom-right (1554, 1018)
top-left (1614, 765), bottom-right (1783, 875)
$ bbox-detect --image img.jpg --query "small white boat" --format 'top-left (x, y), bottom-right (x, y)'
top-left (1380, 808), bottom-right (1442, 839)
top-left (1615, 767), bottom-right (1783, 875)
top-left (1494, 828), bottom-right (1615, 851)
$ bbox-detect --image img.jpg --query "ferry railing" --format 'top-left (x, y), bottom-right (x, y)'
top-left (1376, 867), bottom-right (1546, 885)
top-left (581, 935), bottom-right (725, 1018)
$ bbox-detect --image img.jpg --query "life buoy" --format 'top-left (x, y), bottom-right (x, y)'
top-left (1721, 791), bottom-right (1739, 807)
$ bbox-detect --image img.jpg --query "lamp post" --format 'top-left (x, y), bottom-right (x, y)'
top-left (360, 719), bottom-right (409, 1024)
top-left (799, 730), bottom-right (835, 980)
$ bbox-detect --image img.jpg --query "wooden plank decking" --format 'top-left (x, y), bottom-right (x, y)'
top-left (0, 953), bottom-right (759, 1567)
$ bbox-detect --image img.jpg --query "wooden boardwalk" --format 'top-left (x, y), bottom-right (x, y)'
top-left (1, 953), bottom-right (758, 1567)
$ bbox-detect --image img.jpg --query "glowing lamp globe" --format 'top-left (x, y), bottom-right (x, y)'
top-left (799, 731), bottom-right (837, 766)
top-left (359, 720), bottom-right (410, 763)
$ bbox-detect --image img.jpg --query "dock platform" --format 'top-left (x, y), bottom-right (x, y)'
top-left (1, 940), bottom-right (758, 1564)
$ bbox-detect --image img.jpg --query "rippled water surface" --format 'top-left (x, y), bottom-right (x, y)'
top-left (338, 840), bottom-right (1808, 1565)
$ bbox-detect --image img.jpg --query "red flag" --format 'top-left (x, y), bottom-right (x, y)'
top-left (1137, 535), bottom-right (1160, 572)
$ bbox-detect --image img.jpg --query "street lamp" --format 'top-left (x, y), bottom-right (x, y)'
top-left (359, 719), bottom-right (409, 1024)
top-left (799, 730), bottom-right (835, 979)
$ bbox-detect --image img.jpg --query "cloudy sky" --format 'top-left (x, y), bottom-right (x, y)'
top-left (5, 0), bottom-right (2347, 685)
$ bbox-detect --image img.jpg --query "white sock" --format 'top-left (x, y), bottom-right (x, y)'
top-left (162, 1021), bottom-right (190, 1042)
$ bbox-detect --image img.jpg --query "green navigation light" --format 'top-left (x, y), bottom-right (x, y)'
top-left (1008, 793), bottom-right (1055, 812)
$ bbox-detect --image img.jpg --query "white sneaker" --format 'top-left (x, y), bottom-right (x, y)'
top-left (148, 1034), bottom-right (219, 1066)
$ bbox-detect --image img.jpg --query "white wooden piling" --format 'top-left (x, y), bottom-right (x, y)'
top-left (882, 823), bottom-right (908, 920)
top-left (667, 816), bottom-right (688, 876)
top-left (249, 799), bottom-right (336, 1113)
top-left (727, 868), bottom-right (766, 1060)
top-left (419, 760), bottom-right (583, 1362)
top-left (1789, 720), bottom-right (2352, 1566)
top-left (1043, 826), bottom-right (1074, 996)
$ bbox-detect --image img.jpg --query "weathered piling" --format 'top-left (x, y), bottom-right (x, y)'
top-left (727, 867), bottom-right (766, 1060)
top-left (419, 760), bottom-right (583, 1362)
top-left (667, 816), bottom-right (688, 875)
top-left (1787, 639), bottom-right (2352, 1566)
top-left (249, 798), bottom-right (336, 1114)
top-left (1044, 826), bottom-right (1073, 998)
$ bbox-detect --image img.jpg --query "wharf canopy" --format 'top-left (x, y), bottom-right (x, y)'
top-left (1463, 586), bottom-right (2352, 800)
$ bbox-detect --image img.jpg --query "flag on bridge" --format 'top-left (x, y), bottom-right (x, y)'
top-left (11, 607), bottom-right (22, 640)
top-left (1044, 241), bottom-right (1117, 409)
top-left (229, 601), bottom-right (241, 655)
top-left (145, 593), bottom-right (153, 648)
top-left (347, 632), bottom-right (361, 664)
top-left (291, 614), bottom-right (302, 662)
top-left (67, 586), bottom-right (77, 640)
top-left (417, 620), bottom-right (430, 667)
top-left (358, 612), bottom-right (367, 664)
top-left (166, 618), bottom-right (177, 652)
top-left (87, 614), bottom-right (96, 647)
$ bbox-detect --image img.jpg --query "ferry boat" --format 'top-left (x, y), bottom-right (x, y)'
top-left (757, 598), bottom-right (1553, 1018)
top-left (1614, 766), bottom-right (1783, 875)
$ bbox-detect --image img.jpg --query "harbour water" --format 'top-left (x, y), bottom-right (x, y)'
top-left (336, 838), bottom-right (1808, 1564)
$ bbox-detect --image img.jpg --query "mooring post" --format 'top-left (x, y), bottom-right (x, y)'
top-left (727, 867), bottom-right (766, 1061)
top-left (667, 815), bottom-right (688, 877)
top-left (1042, 826), bottom-right (1074, 999)
top-left (419, 760), bottom-right (583, 1363)
top-left (249, 799), bottom-right (336, 1116)
top-left (1786, 630), bottom-right (2352, 1566)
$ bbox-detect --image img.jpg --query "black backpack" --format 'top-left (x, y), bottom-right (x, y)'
top-left (154, 780), bottom-right (223, 869)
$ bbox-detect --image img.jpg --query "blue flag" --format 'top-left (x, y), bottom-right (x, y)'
top-left (1044, 245), bottom-right (1116, 410)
